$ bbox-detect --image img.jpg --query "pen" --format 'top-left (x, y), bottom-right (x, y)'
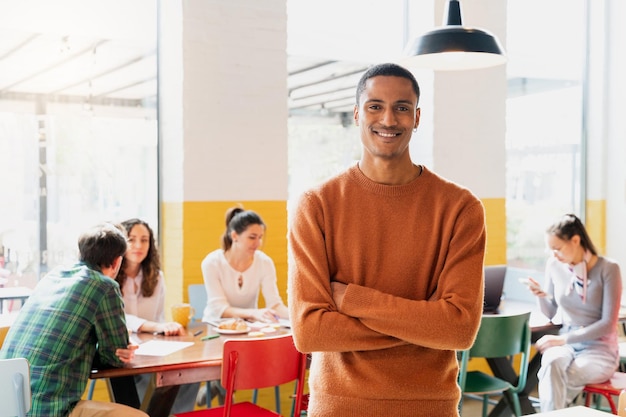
top-left (201, 334), bottom-right (220, 341)
top-left (193, 330), bottom-right (203, 337)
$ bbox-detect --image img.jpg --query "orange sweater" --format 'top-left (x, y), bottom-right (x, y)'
top-left (288, 164), bottom-right (486, 417)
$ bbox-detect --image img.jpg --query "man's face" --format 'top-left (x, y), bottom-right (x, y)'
top-left (353, 75), bottom-right (420, 161)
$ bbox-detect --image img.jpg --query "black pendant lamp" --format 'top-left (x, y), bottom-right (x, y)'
top-left (403, 0), bottom-right (506, 71)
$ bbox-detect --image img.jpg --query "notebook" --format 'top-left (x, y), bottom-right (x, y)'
top-left (483, 265), bottom-right (506, 313)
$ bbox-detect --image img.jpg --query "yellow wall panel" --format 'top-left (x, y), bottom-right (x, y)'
top-left (586, 199), bottom-right (606, 255)
top-left (482, 198), bottom-right (507, 266)
top-left (180, 201), bottom-right (288, 307)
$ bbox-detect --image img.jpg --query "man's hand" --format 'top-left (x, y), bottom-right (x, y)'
top-left (331, 281), bottom-right (347, 309)
top-left (115, 344), bottom-right (139, 363)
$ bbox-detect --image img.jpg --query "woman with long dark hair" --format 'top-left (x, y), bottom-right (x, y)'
top-left (116, 218), bottom-right (199, 414)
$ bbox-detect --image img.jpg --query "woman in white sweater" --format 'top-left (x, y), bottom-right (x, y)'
top-left (196, 207), bottom-right (289, 407)
top-left (201, 206), bottom-right (288, 323)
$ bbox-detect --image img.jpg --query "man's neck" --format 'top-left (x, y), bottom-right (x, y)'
top-left (100, 266), bottom-right (116, 279)
top-left (358, 156), bottom-right (422, 185)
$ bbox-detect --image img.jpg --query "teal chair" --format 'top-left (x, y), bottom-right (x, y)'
top-left (458, 311), bottom-right (531, 417)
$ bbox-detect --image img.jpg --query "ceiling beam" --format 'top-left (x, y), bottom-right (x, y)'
top-left (0, 39), bottom-right (109, 92)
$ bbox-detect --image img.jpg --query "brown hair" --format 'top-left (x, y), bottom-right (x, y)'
top-left (116, 218), bottom-right (161, 297)
top-left (221, 207), bottom-right (265, 251)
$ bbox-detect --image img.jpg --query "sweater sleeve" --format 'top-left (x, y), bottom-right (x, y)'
top-left (289, 189), bottom-right (486, 353)
top-left (538, 258), bottom-right (559, 320)
top-left (339, 201), bottom-right (486, 351)
top-left (258, 253), bottom-right (285, 310)
top-left (124, 313), bottom-right (147, 333)
top-left (201, 252), bottom-right (231, 322)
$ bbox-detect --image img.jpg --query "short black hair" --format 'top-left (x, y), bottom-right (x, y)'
top-left (78, 222), bottom-right (127, 271)
top-left (355, 63), bottom-right (420, 106)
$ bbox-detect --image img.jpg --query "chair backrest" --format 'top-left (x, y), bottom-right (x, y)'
top-left (221, 333), bottom-right (307, 416)
top-left (0, 357), bottom-right (31, 417)
top-left (470, 312), bottom-right (531, 358)
top-left (187, 284), bottom-right (206, 322)
top-left (459, 311), bottom-right (531, 393)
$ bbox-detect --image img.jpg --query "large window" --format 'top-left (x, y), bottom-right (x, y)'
top-left (0, 1), bottom-right (158, 291)
top-left (505, 0), bottom-right (585, 270)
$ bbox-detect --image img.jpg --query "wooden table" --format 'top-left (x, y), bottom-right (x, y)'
top-left (91, 323), bottom-right (290, 417)
top-left (531, 405), bottom-right (613, 416)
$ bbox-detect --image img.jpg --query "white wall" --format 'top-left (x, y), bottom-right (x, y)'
top-left (605, 0), bottom-right (626, 279)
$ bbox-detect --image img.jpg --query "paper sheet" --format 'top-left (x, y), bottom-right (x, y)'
top-left (135, 340), bottom-right (194, 357)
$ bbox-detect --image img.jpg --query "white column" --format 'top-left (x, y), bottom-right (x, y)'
top-left (406, 0), bottom-right (508, 264)
top-left (158, 0), bottom-right (288, 305)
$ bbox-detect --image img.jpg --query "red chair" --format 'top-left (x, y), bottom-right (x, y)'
top-left (582, 371), bottom-right (626, 414)
top-left (174, 333), bottom-right (307, 417)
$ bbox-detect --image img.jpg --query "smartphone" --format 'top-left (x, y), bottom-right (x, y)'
top-left (519, 277), bottom-right (552, 300)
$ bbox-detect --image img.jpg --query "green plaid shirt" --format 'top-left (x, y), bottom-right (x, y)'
top-left (0, 263), bottom-right (130, 417)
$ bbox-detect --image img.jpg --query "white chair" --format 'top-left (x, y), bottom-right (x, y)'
top-left (0, 357), bottom-right (31, 417)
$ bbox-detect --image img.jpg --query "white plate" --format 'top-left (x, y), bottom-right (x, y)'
top-left (214, 327), bottom-right (251, 335)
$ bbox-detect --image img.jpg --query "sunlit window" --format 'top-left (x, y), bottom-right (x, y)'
top-left (505, 0), bottom-right (584, 270)
top-left (0, 1), bottom-right (158, 291)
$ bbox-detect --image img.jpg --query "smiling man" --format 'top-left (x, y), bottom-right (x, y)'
top-left (288, 63), bottom-right (487, 417)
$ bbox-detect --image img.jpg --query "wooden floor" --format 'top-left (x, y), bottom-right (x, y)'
top-left (84, 378), bottom-right (300, 415)
top-left (87, 379), bottom-right (613, 417)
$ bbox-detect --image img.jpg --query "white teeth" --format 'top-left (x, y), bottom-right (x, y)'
top-left (378, 132), bottom-right (397, 137)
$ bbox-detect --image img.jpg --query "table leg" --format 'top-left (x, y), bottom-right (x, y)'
top-left (144, 385), bottom-right (181, 417)
top-left (107, 374), bottom-right (181, 417)
top-left (107, 376), bottom-right (142, 409)
top-left (486, 352), bottom-right (542, 417)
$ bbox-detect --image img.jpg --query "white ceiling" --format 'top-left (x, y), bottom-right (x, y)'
top-left (0, 0), bottom-right (404, 116)
top-left (0, 0), bottom-right (579, 118)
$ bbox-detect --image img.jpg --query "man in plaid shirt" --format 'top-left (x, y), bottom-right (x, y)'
top-left (0, 223), bottom-right (147, 417)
